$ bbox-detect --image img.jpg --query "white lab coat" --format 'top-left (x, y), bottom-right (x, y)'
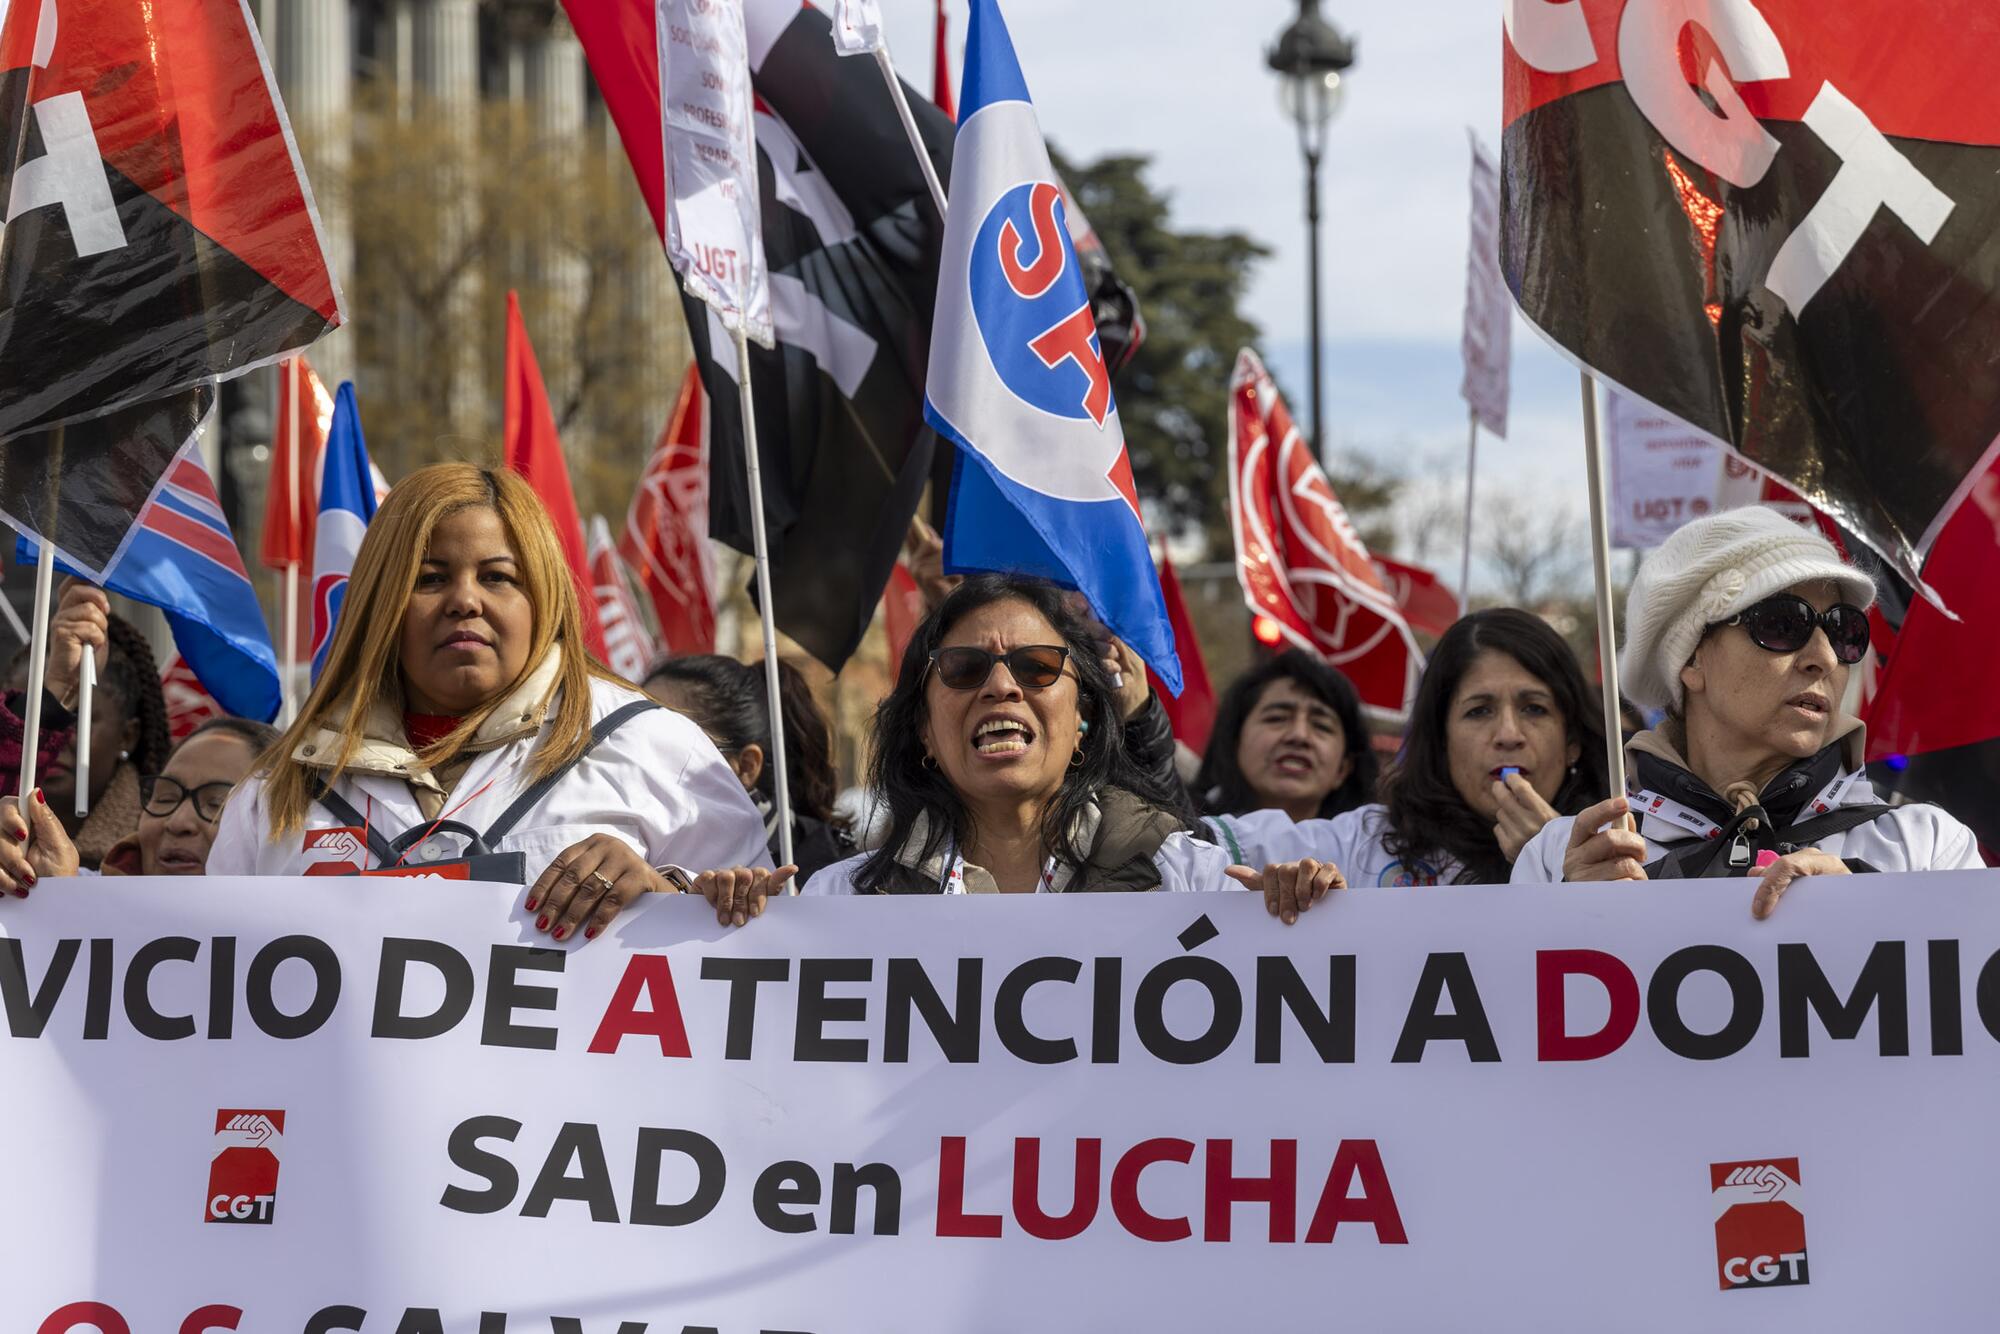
top-left (209, 670), bottom-right (771, 883)
top-left (1512, 729), bottom-right (1984, 882)
top-left (1200, 804), bottom-right (1469, 886)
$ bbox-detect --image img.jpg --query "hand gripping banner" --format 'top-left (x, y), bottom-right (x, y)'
top-left (1501, 0), bottom-right (2000, 597)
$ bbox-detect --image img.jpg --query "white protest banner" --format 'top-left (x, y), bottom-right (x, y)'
top-left (831, 0), bottom-right (885, 55)
top-left (5, 874), bottom-right (1999, 1330)
top-left (1609, 388), bottom-right (1767, 549)
top-left (657, 0), bottom-right (772, 347)
top-left (1459, 132), bottom-right (1511, 440)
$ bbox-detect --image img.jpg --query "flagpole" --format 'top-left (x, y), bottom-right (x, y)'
top-left (17, 525), bottom-right (56, 812)
top-left (282, 356), bottom-right (301, 726)
top-left (0, 586), bottom-right (28, 645)
top-left (74, 655), bottom-right (94, 820)
top-left (872, 48), bottom-right (948, 219)
top-left (1457, 409), bottom-right (1478, 616)
top-left (1579, 370), bottom-right (1629, 807)
top-left (732, 325), bottom-right (797, 877)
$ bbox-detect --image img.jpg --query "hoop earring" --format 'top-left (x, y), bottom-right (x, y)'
top-left (1069, 746), bottom-right (1085, 768)
top-left (921, 753), bottom-right (938, 770)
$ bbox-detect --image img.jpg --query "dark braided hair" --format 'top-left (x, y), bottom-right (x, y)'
top-left (101, 615), bottom-right (172, 775)
top-left (644, 654), bottom-right (841, 825)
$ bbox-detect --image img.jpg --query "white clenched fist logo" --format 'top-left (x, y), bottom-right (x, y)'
top-left (213, 1112), bottom-right (283, 1154)
top-left (1712, 1162), bottom-right (1803, 1220)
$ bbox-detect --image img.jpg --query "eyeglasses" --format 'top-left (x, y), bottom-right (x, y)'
top-left (139, 775), bottom-right (234, 824)
top-left (1721, 594), bottom-right (1870, 665)
top-left (928, 645), bottom-right (1070, 691)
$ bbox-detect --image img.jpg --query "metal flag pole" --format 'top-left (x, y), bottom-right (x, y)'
top-left (1457, 409), bottom-right (1479, 615)
top-left (1579, 370), bottom-right (1629, 807)
top-left (733, 324), bottom-right (797, 876)
top-left (281, 356), bottom-right (301, 726)
top-left (0, 584), bottom-right (28, 645)
top-left (872, 47), bottom-right (948, 219)
top-left (16, 552), bottom-right (55, 810)
top-left (74, 654), bottom-right (94, 819)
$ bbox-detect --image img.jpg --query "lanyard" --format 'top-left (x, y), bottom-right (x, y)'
top-left (1627, 768), bottom-right (1870, 843)
top-left (939, 846), bottom-right (1061, 894)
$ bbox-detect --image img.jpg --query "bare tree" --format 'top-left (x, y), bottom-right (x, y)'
top-left (1481, 491), bottom-right (1589, 607)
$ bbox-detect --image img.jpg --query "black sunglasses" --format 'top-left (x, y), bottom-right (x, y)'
top-left (928, 644), bottom-right (1070, 691)
top-left (139, 775), bottom-right (234, 824)
top-left (1721, 594), bottom-right (1870, 665)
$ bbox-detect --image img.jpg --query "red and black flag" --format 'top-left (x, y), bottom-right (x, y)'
top-left (1502, 0), bottom-right (2000, 594)
top-left (0, 0), bottom-right (341, 573)
top-left (569, 0), bottom-right (948, 673)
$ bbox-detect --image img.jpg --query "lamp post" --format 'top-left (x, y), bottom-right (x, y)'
top-left (1267, 0), bottom-right (1355, 461)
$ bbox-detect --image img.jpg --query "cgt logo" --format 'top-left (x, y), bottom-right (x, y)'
top-left (206, 1111), bottom-right (285, 1225)
top-left (1711, 1158), bottom-right (1808, 1291)
top-left (302, 827), bottom-right (364, 876)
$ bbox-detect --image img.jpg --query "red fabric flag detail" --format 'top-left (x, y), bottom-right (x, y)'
top-left (1146, 552), bottom-right (1216, 754)
top-left (1372, 554), bottom-right (1461, 641)
top-left (258, 356), bottom-right (333, 571)
top-left (503, 292), bottom-right (609, 660)
top-left (621, 365), bottom-right (718, 657)
top-left (882, 561), bottom-right (926, 679)
top-left (932, 0), bottom-right (956, 120)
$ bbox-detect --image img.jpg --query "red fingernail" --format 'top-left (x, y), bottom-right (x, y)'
top-left (12, 828), bottom-right (23, 841)
top-left (23, 873), bottom-right (34, 887)
top-left (584, 926), bottom-right (599, 940)
top-left (554, 925), bottom-right (570, 941)
top-left (536, 914), bottom-right (550, 931)
top-left (33, 789), bottom-right (44, 805)
top-left (524, 897), bottom-right (539, 912)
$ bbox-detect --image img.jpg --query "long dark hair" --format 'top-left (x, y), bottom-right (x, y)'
top-left (644, 654), bottom-right (840, 824)
top-left (1191, 648), bottom-right (1379, 818)
top-left (1380, 608), bottom-right (1607, 884)
top-left (856, 574), bottom-right (1158, 893)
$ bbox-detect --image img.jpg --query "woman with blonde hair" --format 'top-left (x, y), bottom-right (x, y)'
top-left (208, 464), bottom-right (768, 941)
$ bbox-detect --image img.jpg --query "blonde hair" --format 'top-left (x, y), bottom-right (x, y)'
top-left (258, 463), bottom-right (614, 834)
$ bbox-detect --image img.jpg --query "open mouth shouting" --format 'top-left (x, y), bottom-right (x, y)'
top-left (973, 714), bottom-right (1036, 758)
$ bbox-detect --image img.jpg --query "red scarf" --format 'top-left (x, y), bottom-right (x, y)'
top-left (403, 712), bottom-right (461, 750)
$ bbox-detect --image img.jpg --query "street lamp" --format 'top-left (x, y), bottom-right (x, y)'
top-left (1267, 0), bottom-right (1355, 461)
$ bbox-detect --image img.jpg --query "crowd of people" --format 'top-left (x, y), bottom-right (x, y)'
top-left (0, 466), bottom-right (1984, 929)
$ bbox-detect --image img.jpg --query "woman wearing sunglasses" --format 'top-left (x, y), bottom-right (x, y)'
top-left (1514, 507), bottom-right (1983, 908)
top-left (695, 574), bottom-right (1246, 921)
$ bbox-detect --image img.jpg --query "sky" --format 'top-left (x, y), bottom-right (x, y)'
top-left (873, 0), bottom-right (1597, 593)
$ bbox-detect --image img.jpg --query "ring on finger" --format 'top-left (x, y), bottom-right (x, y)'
top-left (589, 870), bottom-right (616, 896)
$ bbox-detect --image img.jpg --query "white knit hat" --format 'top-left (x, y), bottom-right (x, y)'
top-left (1620, 506), bottom-right (1875, 712)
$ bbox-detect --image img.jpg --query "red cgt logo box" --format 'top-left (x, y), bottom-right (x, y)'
top-left (205, 1110), bottom-right (285, 1224)
top-left (1711, 1157), bottom-right (1808, 1290)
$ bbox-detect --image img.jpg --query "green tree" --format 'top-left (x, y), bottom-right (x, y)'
top-left (1051, 149), bottom-right (1267, 553)
top-left (1052, 148), bottom-right (1401, 559)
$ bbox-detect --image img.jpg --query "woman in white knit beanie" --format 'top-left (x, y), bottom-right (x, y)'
top-left (1513, 507), bottom-right (1983, 908)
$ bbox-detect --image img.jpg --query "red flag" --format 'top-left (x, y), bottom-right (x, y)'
top-left (1372, 554), bottom-right (1461, 640)
top-left (159, 653), bottom-right (222, 743)
top-left (258, 355), bottom-right (334, 571)
top-left (503, 292), bottom-right (608, 659)
top-left (1865, 460), bottom-right (2000, 851)
top-left (1145, 553), bottom-right (1216, 754)
top-left (621, 365), bottom-right (718, 656)
top-left (588, 516), bottom-right (658, 683)
top-left (881, 561), bottom-right (926, 677)
top-left (932, 0), bottom-right (956, 120)
top-left (0, 0), bottom-right (342, 575)
top-left (1227, 348), bottom-right (1421, 715)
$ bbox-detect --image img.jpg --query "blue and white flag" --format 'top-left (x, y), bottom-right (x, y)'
top-left (308, 383), bottom-right (379, 683)
top-left (17, 402), bottom-right (280, 722)
top-left (923, 0), bottom-right (1180, 692)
